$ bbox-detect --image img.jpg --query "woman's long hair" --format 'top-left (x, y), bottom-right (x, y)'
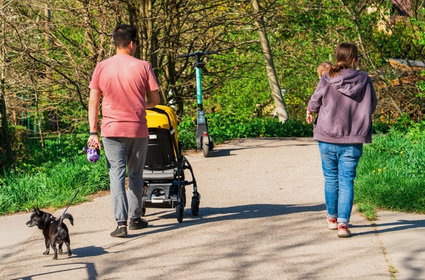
top-left (328, 43), bottom-right (358, 77)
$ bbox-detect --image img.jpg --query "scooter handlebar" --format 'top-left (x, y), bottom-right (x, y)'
top-left (177, 50), bottom-right (218, 58)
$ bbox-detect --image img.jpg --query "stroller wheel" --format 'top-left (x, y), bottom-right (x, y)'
top-left (191, 193), bottom-right (200, 216)
top-left (176, 203), bottom-right (184, 223)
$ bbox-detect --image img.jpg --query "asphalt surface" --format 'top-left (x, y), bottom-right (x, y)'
top-left (0, 138), bottom-right (424, 280)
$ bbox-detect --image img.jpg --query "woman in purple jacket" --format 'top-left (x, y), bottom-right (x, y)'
top-left (306, 43), bottom-right (377, 238)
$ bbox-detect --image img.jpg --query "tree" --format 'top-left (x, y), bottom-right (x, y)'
top-left (0, 0), bottom-right (14, 169)
top-left (251, 0), bottom-right (288, 123)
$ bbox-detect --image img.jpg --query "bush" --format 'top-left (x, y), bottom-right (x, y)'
top-left (8, 126), bottom-right (28, 166)
top-left (11, 134), bottom-right (88, 174)
top-left (177, 117), bottom-right (197, 150)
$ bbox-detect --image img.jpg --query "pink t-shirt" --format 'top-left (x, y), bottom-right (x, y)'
top-left (89, 54), bottom-right (159, 138)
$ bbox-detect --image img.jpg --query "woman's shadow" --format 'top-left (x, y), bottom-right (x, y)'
top-left (352, 219), bottom-right (425, 236)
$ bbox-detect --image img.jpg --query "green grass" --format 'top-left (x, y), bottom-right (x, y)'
top-left (0, 134), bottom-right (109, 215)
top-left (0, 153), bottom-right (108, 215)
top-left (355, 124), bottom-right (425, 220)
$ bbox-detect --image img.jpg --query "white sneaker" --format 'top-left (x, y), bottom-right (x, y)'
top-left (337, 223), bottom-right (351, 238)
top-left (327, 216), bottom-right (337, 230)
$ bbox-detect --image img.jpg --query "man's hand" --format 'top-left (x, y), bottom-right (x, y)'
top-left (88, 88), bottom-right (101, 148)
top-left (87, 135), bottom-right (101, 150)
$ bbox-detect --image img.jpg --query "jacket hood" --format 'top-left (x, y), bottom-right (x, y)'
top-left (324, 69), bottom-right (369, 98)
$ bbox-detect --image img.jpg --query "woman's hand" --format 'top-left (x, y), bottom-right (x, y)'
top-left (306, 108), bottom-right (314, 124)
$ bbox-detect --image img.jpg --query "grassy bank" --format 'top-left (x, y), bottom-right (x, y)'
top-left (0, 154), bottom-right (108, 215)
top-left (0, 134), bottom-right (109, 215)
top-left (355, 122), bottom-right (425, 220)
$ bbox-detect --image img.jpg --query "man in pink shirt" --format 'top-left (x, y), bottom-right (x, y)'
top-left (88, 24), bottom-right (160, 237)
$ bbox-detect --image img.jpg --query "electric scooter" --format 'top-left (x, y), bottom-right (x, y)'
top-left (177, 51), bottom-right (217, 157)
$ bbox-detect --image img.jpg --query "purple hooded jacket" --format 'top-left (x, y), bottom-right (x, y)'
top-left (307, 69), bottom-right (377, 144)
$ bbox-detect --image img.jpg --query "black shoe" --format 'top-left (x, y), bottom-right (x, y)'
top-left (110, 226), bottom-right (127, 237)
top-left (129, 218), bottom-right (148, 230)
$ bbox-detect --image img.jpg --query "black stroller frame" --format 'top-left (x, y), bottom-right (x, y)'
top-left (142, 107), bottom-right (200, 223)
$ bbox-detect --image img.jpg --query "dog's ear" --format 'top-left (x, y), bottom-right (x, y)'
top-left (35, 207), bottom-right (40, 213)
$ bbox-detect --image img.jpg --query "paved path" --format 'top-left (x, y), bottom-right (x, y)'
top-left (0, 138), bottom-right (424, 280)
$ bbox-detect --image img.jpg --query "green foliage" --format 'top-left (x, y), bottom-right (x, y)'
top-left (373, 20), bottom-right (425, 60)
top-left (208, 113), bottom-right (313, 142)
top-left (10, 134), bottom-right (88, 174)
top-left (355, 121), bottom-right (425, 220)
top-left (417, 70), bottom-right (425, 98)
top-left (372, 121), bottom-right (391, 134)
top-left (204, 67), bottom-right (270, 120)
top-left (178, 117), bottom-right (197, 149)
top-left (5, 0), bottom-right (425, 142)
top-left (8, 126), bottom-right (28, 166)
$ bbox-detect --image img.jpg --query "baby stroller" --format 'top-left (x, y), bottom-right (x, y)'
top-left (142, 105), bottom-right (200, 223)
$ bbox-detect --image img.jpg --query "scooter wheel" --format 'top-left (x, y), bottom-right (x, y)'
top-left (202, 135), bottom-right (210, 157)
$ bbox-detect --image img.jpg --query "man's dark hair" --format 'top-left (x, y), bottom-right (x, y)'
top-left (112, 24), bottom-right (137, 48)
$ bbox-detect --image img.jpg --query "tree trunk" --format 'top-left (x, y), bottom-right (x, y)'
top-left (0, 74), bottom-right (11, 169)
top-left (251, 0), bottom-right (288, 123)
top-left (0, 10), bottom-right (13, 168)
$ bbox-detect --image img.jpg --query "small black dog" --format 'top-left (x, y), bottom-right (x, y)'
top-left (26, 208), bottom-right (74, 260)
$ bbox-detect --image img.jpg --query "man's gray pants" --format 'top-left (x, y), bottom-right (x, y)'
top-left (102, 137), bottom-right (148, 225)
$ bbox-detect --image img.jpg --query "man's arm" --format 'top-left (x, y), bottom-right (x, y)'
top-left (88, 88), bottom-right (102, 149)
top-left (146, 89), bottom-right (160, 109)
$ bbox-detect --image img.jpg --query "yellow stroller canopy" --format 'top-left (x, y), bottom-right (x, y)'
top-left (146, 105), bottom-right (179, 142)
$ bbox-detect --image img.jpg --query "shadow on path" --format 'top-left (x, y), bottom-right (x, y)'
top-left (72, 246), bottom-right (109, 258)
top-left (352, 219), bottom-right (425, 236)
top-left (123, 203), bottom-right (326, 241)
top-left (9, 262), bottom-right (98, 280)
top-left (203, 138), bottom-right (316, 157)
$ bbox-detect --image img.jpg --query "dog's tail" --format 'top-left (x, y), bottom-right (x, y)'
top-left (59, 213), bottom-right (74, 226)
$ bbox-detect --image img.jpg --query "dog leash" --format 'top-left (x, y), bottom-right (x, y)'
top-left (61, 188), bottom-right (80, 218)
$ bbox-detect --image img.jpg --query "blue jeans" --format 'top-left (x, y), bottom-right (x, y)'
top-left (318, 141), bottom-right (363, 224)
